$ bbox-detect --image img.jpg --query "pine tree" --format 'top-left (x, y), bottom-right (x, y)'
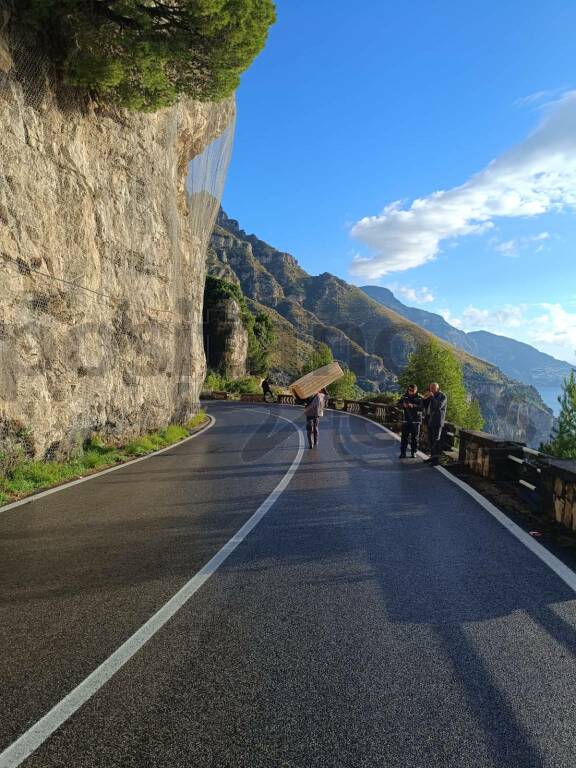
top-left (399, 338), bottom-right (483, 427)
top-left (540, 371), bottom-right (576, 458)
top-left (463, 399), bottom-right (484, 430)
top-left (20, 0), bottom-right (276, 110)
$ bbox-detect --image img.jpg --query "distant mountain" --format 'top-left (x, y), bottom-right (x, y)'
top-left (360, 286), bottom-right (573, 390)
top-left (208, 211), bottom-right (553, 446)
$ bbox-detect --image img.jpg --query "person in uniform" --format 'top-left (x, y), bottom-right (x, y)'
top-left (423, 382), bottom-right (447, 466)
top-left (398, 384), bottom-right (424, 458)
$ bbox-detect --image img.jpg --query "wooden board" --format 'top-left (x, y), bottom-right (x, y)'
top-left (289, 362), bottom-right (344, 400)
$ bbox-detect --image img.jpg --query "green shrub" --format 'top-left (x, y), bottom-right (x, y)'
top-left (226, 376), bottom-right (262, 394)
top-left (204, 370), bottom-right (228, 392)
top-left (20, 0), bottom-right (276, 110)
top-left (123, 435), bottom-right (158, 456)
top-left (185, 411), bottom-right (207, 430)
top-left (160, 424), bottom-right (189, 443)
top-left (362, 392), bottom-right (399, 404)
top-left (0, 420), bottom-right (198, 506)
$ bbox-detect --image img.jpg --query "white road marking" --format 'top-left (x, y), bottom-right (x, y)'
top-left (0, 410), bottom-right (304, 768)
top-left (342, 409), bottom-right (576, 595)
top-left (0, 417), bottom-right (216, 516)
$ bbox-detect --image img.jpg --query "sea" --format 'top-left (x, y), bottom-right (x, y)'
top-left (536, 385), bottom-right (563, 416)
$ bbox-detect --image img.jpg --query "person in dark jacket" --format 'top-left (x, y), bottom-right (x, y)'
top-left (423, 382), bottom-right (447, 465)
top-left (261, 376), bottom-right (273, 402)
top-left (398, 384), bottom-right (424, 458)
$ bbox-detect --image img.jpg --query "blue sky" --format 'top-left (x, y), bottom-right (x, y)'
top-left (222, 0), bottom-right (576, 364)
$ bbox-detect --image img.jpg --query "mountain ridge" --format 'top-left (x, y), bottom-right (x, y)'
top-left (360, 285), bottom-right (573, 391)
top-left (208, 210), bottom-right (554, 446)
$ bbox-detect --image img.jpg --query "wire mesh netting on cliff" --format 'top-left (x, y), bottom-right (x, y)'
top-left (0, 32), bottom-right (235, 462)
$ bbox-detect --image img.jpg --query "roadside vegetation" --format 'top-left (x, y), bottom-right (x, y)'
top-left (0, 412), bottom-right (208, 507)
top-left (18, 0), bottom-right (276, 110)
top-left (204, 276), bottom-right (276, 377)
top-left (540, 371), bottom-right (576, 458)
top-left (399, 339), bottom-right (485, 429)
top-left (203, 371), bottom-right (269, 395)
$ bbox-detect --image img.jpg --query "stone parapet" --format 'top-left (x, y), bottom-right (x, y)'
top-left (540, 459), bottom-right (576, 531)
top-left (458, 430), bottom-right (525, 480)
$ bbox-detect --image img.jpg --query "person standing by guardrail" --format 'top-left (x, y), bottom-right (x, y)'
top-left (423, 382), bottom-right (447, 466)
top-left (398, 384), bottom-right (424, 458)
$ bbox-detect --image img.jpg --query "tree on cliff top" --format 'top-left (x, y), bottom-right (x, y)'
top-left (540, 370), bottom-right (576, 458)
top-left (399, 338), bottom-right (484, 429)
top-left (21, 0), bottom-right (276, 110)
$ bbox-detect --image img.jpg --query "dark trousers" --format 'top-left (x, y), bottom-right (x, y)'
top-left (400, 422), bottom-right (420, 455)
top-left (428, 420), bottom-right (444, 459)
top-left (306, 417), bottom-right (319, 446)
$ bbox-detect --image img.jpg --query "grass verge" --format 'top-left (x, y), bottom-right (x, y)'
top-left (0, 411), bottom-right (208, 507)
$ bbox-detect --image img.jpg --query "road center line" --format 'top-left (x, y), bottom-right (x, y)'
top-left (0, 410), bottom-right (304, 768)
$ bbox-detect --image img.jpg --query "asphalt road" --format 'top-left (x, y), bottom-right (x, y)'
top-left (2, 403), bottom-right (576, 767)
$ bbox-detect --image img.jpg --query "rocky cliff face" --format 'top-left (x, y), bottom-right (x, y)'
top-left (203, 293), bottom-right (248, 379)
top-left (210, 210), bottom-right (554, 447)
top-left (0, 26), bottom-right (233, 457)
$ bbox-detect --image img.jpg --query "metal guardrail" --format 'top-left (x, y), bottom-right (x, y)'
top-left (506, 449), bottom-right (545, 494)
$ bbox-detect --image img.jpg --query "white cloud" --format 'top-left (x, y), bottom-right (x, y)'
top-left (350, 91), bottom-right (576, 278)
top-left (514, 88), bottom-right (569, 110)
top-left (530, 303), bottom-right (576, 353)
top-left (493, 231), bottom-right (550, 257)
top-left (438, 309), bottom-right (464, 329)
top-left (386, 283), bottom-right (435, 304)
top-left (459, 304), bottom-right (526, 331)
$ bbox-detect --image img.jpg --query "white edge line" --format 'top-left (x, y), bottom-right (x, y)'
top-left (0, 417), bottom-right (215, 516)
top-left (435, 466), bottom-right (576, 593)
top-left (0, 409), bottom-right (304, 768)
top-left (334, 408), bottom-right (576, 594)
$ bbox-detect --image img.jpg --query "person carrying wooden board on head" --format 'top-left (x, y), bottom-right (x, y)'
top-left (304, 388), bottom-right (328, 449)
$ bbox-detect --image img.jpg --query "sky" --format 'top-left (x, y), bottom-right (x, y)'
top-left (222, 0), bottom-right (576, 365)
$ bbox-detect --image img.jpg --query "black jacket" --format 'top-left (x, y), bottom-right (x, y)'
top-left (398, 393), bottom-right (424, 424)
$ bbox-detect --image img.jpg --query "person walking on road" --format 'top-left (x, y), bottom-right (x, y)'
top-left (261, 376), bottom-right (274, 403)
top-left (398, 384), bottom-right (424, 458)
top-left (423, 382), bottom-right (447, 466)
top-left (304, 388), bottom-right (327, 449)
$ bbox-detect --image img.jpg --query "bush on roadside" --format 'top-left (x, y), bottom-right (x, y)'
top-left (0, 419), bottom-right (202, 506)
top-left (226, 376), bottom-right (262, 395)
top-left (185, 411), bottom-right (207, 430)
top-left (362, 392), bottom-right (399, 404)
top-left (203, 370), bottom-right (228, 392)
